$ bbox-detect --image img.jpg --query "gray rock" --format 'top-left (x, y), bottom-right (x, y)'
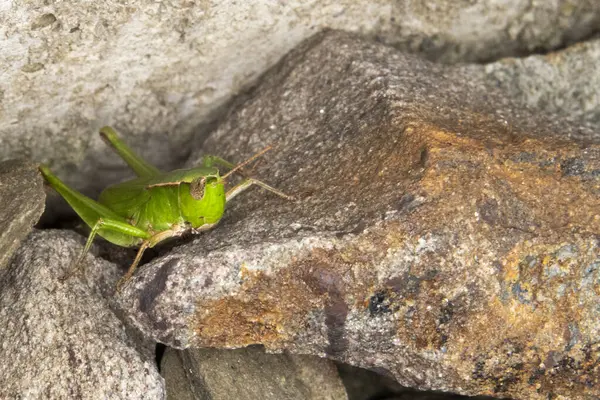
top-left (389, 1), bottom-right (600, 63)
top-left (115, 31), bottom-right (600, 399)
top-left (477, 37), bottom-right (600, 130)
top-left (2, 1), bottom-right (600, 197)
top-left (0, 0), bottom-right (394, 197)
top-left (0, 230), bottom-right (165, 399)
top-left (0, 159), bottom-right (45, 270)
top-left (161, 345), bottom-right (348, 400)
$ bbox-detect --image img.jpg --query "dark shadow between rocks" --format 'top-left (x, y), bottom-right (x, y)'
top-left (336, 362), bottom-right (509, 400)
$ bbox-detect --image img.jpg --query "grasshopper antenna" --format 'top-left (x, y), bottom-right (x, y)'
top-left (222, 145), bottom-right (273, 181)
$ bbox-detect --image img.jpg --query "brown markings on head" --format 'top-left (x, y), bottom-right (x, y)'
top-left (190, 177), bottom-right (206, 200)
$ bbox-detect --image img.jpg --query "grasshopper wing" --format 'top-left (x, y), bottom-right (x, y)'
top-left (143, 167), bottom-right (219, 188)
top-left (97, 176), bottom-right (153, 220)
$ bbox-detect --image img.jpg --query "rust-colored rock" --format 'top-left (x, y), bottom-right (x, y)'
top-left (118, 31), bottom-right (600, 400)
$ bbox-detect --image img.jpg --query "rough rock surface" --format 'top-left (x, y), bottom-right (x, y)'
top-left (2, 1), bottom-right (600, 197)
top-left (0, 230), bottom-right (165, 399)
top-left (0, 159), bottom-right (45, 270)
top-left (161, 345), bottom-right (348, 400)
top-left (115, 31), bottom-right (600, 400)
top-left (390, 1), bottom-right (600, 63)
top-left (478, 38), bottom-right (600, 130)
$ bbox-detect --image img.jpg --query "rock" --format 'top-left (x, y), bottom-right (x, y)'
top-left (0, 0), bottom-right (393, 197)
top-left (115, 31), bottom-right (600, 400)
top-left (161, 345), bottom-right (347, 399)
top-left (389, 1), bottom-right (600, 63)
top-left (0, 159), bottom-right (45, 270)
top-left (2, 1), bottom-right (600, 196)
top-left (0, 230), bottom-right (165, 399)
top-left (479, 38), bottom-right (600, 129)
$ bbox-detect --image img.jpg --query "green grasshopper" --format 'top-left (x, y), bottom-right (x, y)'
top-left (39, 126), bottom-right (293, 288)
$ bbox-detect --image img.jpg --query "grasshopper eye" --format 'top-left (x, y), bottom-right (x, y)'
top-left (190, 177), bottom-right (206, 200)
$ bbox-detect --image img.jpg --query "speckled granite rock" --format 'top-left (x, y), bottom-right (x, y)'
top-left (114, 31), bottom-right (600, 400)
top-left (0, 159), bottom-right (45, 270)
top-left (478, 38), bottom-right (600, 130)
top-left (390, 1), bottom-right (600, 63)
top-left (0, 230), bottom-right (165, 399)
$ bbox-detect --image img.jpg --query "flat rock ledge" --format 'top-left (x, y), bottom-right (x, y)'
top-left (110, 31), bottom-right (600, 400)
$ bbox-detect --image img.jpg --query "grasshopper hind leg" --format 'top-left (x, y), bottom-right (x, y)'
top-left (99, 126), bottom-right (161, 178)
top-left (61, 218), bottom-right (151, 282)
top-left (60, 219), bottom-right (105, 281)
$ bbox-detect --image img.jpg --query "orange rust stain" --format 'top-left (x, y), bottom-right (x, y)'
top-left (192, 119), bottom-right (599, 396)
top-left (427, 128), bottom-right (489, 149)
top-left (408, 123), bottom-right (600, 237)
top-left (192, 243), bottom-right (385, 348)
top-left (444, 234), bottom-right (598, 396)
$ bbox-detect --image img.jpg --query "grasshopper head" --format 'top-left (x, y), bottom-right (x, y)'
top-left (183, 173), bottom-right (226, 228)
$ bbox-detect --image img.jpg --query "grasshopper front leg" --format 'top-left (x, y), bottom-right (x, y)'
top-left (201, 155), bottom-right (237, 170)
top-left (115, 228), bottom-right (180, 289)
